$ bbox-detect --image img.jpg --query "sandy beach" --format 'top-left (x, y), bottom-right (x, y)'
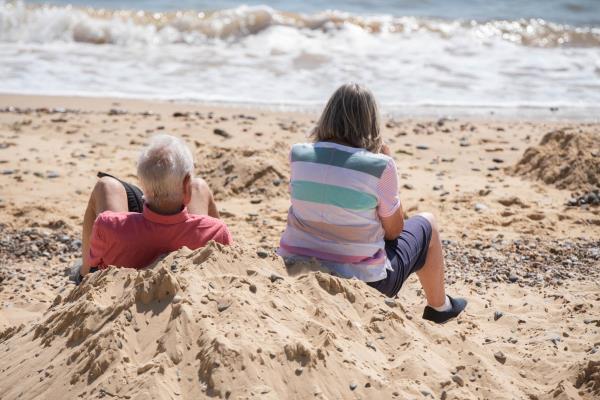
top-left (0, 94), bottom-right (599, 399)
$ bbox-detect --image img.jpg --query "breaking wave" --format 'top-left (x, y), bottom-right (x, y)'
top-left (2, 1), bottom-right (600, 47)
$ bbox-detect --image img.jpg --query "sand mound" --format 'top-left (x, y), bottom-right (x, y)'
top-left (196, 143), bottom-right (289, 201)
top-left (1, 243), bottom-right (597, 399)
top-left (512, 130), bottom-right (600, 191)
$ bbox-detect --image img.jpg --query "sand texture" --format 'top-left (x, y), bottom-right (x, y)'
top-left (0, 95), bottom-right (599, 399)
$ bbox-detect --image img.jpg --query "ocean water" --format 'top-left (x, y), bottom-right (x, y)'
top-left (1, 0), bottom-right (600, 116)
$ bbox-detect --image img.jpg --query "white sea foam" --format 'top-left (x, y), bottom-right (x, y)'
top-left (1, 1), bottom-right (599, 114)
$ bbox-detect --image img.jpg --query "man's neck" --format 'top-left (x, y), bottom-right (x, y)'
top-left (146, 202), bottom-right (184, 215)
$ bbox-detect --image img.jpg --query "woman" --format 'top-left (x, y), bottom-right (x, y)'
top-left (279, 83), bottom-right (466, 324)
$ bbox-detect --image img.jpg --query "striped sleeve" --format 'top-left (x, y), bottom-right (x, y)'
top-left (376, 158), bottom-right (401, 218)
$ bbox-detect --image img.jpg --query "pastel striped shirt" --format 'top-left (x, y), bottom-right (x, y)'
top-left (278, 142), bottom-right (401, 282)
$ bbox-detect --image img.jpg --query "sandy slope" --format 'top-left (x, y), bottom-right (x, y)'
top-left (0, 95), bottom-right (599, 399)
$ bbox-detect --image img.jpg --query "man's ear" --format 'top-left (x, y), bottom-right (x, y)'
top-left (183, 174), bottom-right (192, 205)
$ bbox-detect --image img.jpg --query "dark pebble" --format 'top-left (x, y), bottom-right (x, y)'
top-left (213, 128), bottom-right (231, 139)
top-left (494, 351), bottom-right (507, 364)
top-left (256, 250), bottom-right (269, 258)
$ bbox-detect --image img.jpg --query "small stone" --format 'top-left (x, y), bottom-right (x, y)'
top-left (474, 203), bottom-right (488, 212)
top-left (256, 250), bottom-right (269, 258)
top-left (384, 298), bottom-right (397, 308)
top-left (124, 310), bottom-right (133, 322)
top-left (213, 128), bottom-right (231, 139)
top-left (269, 273), bottom-right (284, 283)
top-left (249, 284), bottom-right (257, 293)
top-left (492, 158), bottom-right (504, 163)
top-left (349, 383), bottom-right (357, 391)
top-left (250, 198), bottom-right (262, 204)
top-left (46, 171), bottom-right (60, 179)
top-left (402, 183), bottom-right (414, 190)
top-left (416, 145), bottom-right (429, 150)
top-left (494, 311), bottom-right (503, 321)
top-left (217, 302), bottom-right (231, 312)
top-left (494, 351), bottom-right (507, 364)
top-left (295, 367), bottom-right (303, 375)
top-left (451, 375), bottom-right (464, 387)
top-left (508, 274), bottom-right (518, 283)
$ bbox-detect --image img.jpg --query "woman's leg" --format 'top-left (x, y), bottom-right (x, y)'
top-left (414, 212), bottom-right (447, 308)
top-left (80, 176), bottom-right (128, 274)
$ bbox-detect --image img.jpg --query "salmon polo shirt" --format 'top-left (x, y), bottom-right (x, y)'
top-left (88, 204), bottom-right (232, 269)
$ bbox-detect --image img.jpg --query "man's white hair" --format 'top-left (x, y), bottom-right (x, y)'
top-left (137, 134), bottom-right (194, 207)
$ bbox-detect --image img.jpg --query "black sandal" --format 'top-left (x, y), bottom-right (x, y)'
top-left (422, 295), bottom-right (467, 324)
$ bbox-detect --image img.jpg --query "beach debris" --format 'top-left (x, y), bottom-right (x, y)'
top-left (213, 128), bottom-right (231, 139)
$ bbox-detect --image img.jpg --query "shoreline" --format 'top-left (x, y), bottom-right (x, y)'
top-left (2, 93), bottom-right (599, 122)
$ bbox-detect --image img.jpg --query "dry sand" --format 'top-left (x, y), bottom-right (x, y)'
top-left (0, 94), bottom-right (599, 399)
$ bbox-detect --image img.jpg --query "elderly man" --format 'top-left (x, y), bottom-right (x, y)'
top-left (78, 134), bottom-right (231, 280)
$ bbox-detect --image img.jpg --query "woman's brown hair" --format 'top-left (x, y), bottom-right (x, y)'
top-left (311, 83), bottom-right (382, 152)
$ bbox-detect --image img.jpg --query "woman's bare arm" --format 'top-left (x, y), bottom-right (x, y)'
top-left (380, 202), bottom-right (404, 240)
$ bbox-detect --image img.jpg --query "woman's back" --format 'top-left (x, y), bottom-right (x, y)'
top-left (279, 141), bottom-right (400, 282)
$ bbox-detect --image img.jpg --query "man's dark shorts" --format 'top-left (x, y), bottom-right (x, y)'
top-left (97, 172), bottom-right (144, 213)
top-left (368, 215), bottom-right (433, 298)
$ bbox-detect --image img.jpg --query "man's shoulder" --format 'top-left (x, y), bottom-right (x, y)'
top-left (95, 211), bottom-right (143, 229)
top-left (187, 214), bottom-right (229, 230)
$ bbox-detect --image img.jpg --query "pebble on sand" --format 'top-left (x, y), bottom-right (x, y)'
top-left (474, 203), bottom-right (488, 212)
top-left (213, 128), bottom-right (232, 139)
top-left (494, 351), bottom-right (507, 364)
